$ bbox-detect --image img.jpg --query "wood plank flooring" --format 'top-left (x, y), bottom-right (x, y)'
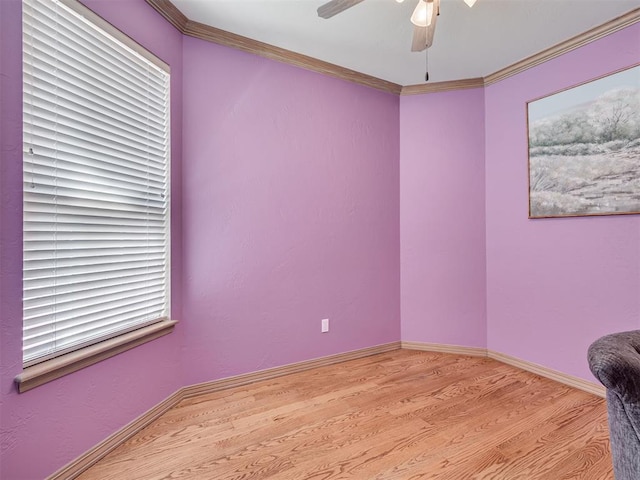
top-left (77, 350), bottom-right (612, 480)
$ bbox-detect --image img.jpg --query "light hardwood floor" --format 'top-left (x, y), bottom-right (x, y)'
top-left (78, 350), bottom-right (612, 479)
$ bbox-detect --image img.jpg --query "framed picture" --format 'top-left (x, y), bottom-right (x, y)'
top-left (527, 64), bottom-right (640, 218)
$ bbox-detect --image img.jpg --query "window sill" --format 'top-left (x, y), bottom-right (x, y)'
top-left (15, 319), bottom-right (177, 393)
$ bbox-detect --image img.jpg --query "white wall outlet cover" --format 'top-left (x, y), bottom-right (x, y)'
top-left (321, 318), bottom-right (329, 333)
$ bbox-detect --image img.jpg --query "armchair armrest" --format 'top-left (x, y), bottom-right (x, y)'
top-left (588, 330), bottom-right (640, 404)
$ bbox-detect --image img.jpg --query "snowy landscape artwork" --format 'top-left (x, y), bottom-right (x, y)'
top-left (527, 65), bottom-right (640, 218)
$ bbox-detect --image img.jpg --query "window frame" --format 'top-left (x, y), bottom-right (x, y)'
top-left (17, 0), bottom-right (175, 392)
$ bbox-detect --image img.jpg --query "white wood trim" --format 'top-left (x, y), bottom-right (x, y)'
top-left (487, 349), bottom-right (606, 398)
top-left (183, 342), bottom-right (402, 399)
top-left (401, 341), bottom-right (487, 357)
top-left (16, 320), bottom-right (178, 393)
top-left (401, 341), bottom-right (605, 398)
top-left (60, 0), bottom-right (170, 72)
top-left (144, 1), bottom-right (639, 93)
top-left (484, 8), bottom-right (640, 85)
top-left (143, 0), bottom-right (401, 94)
top-left (45, 340), bottom-right (607, 479)
top-left (47, 389), bottom-right (185, 480)
top-left (45, 342), bottom-right (401, 479)
top-left (401, 77), bottom-right (485, 95)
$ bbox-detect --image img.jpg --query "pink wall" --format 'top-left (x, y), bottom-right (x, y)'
top-left (0, 1), bottom-right (184, 478)
top-left (485, 24), bottom-right (640, 381)
top-left (180, 36), bottom-right (401, 386)
top-left (1, 0), bottom-right (637, 477)
top-left (400, 88), bottom-right (487, 347)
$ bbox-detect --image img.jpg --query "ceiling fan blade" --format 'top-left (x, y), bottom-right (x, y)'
top-left (317, 0), bottom-right (366, 19)
top-left (410, 0), bottom-right (439, 51)
top-left (410, 0), bottom-right (437, 52)
top-left (425, 12), bottom-right (437, 48)
top-left (411, 25), bottom-right (427, 52)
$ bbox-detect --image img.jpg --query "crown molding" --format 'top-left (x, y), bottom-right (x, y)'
top-left (144, 1), bottom-right (639, 95)
top-left (484, 7), bottom-right (640, 86)
top-left (143, 1), bottom-right (402, 95)
top-left (401, 77), bottom-right (484, 95)
top-left (144, 0), bottom-right (188, 31)
top-left (182, 19), bottom-right (403, 95)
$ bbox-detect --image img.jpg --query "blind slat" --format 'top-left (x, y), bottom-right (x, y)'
top-left (24, 76), bottom-right (167, 139)
top-left (24, 102), bottom-right (167, 155)
top-left (22, 0), bottom-right (171, 365)
top-left (24, 2), bottom-right (167, 86)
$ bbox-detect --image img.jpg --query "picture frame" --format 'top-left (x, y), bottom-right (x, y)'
top-left (527, 64), bottom-right (640, 218)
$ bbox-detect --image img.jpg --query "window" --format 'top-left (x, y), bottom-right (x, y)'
top-left (22, 0), bottom-right (171, 369)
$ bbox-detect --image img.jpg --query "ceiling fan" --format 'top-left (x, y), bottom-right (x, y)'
top-left (317, 0), bottom-right (478, 53)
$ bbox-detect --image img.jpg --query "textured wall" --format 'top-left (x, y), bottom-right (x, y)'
top-left (0, 1), bottom-right (184, 478)
top-left (180, 36), bottom-right (401, 386)
top-left (1, 1), bottom-right (638, 477)
top-left (400, 88), bottom-right (487, 347)
top-left (485, 23), bottom-right (640, 382)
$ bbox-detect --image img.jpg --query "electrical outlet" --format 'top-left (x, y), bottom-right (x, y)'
top-left (321, 318), bottom-right (329, 333)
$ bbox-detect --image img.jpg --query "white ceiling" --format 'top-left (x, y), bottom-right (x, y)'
top-left (171, 0), bottom-right (639, 86)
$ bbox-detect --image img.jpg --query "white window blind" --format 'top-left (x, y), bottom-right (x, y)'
top-left (22, 0), bottom-right (171, 366)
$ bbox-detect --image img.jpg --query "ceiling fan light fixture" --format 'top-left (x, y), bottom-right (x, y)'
top-left (463, 0), bottom-right (477, 7)
top-left (410, 0), bottom-right (434, 27)
top-left (396, 0), bottom-right (405, 3)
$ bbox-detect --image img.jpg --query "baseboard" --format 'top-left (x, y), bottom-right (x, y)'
top-left (183, 341), bottom-right (402, 399)
top-left (48, 340), bottom-right (605, 478)
top-left (401, 341), bottom-right (605, 399)
top-left (47, 341), bottom-right (401, 479)
top-left (401, 341), bottom-right (488, 357)
top-left (48, 389), bottom-right (186, 480)
top-left (487, 349), bottom-right (606, 398)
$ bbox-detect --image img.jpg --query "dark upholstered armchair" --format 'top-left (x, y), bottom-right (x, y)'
top-left (588, 331), bottom-right (640, 480)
